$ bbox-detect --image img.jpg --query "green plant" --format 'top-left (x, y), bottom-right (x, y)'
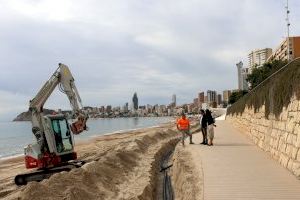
top-left (227, 59), bottom-right (300, 119)
top-left (229, 90), bottom-right (248, 104)
top-left (247, 60), bottom-right (287, 89)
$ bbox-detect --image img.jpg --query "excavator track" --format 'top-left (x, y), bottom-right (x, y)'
top-left (15, 161), bottom-right (85, 186)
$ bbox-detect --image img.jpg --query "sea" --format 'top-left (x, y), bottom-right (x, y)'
top-left (0, 117), bottom-right (172, 160)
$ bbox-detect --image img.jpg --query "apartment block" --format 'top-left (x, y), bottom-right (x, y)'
top-left (248, 48), bottom-right (272, 70)
top-left (223, 90), bottom-right (232, 104)
top-left (268, 36), bottom-right (300, 61)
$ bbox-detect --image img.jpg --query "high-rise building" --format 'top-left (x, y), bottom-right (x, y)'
top-left (198, 92), bottom-right (205, 104)
top-left (123, 102), bottom-right (129, 112)
top-left (267, 36), bottom-right (300, 62)
top-left (204, 96), bottom-right (208, 103)
top-left (106, 105), bottom-right (112, 113)
top-left (248, 48), bottom-right (272, 70)
top-left (236, 61), bottom-right (249, 90)
top-left (132, 92), bottom-right (138, 110)
top-left (172, 94), bottom-right (176, 107)
top-left (217, 94), bottom-right (222, 105)
top-left (99, 106), bottom-right (105, 113)
top-left (207, 90), bottom-right (217, 104)
top-left (223, 90), bottom-right (232, 104)
top-left (193, 98), bottom-right (198, 106)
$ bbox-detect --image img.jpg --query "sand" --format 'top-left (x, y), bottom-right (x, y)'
top-left (0, 120), bottom-right (205, 200)
top-left (170, 144), bottom-right (203, 200)
top-left (0, 123), bottom-right (180, 200)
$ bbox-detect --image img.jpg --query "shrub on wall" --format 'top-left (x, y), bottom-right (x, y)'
top-left (227, 58), bottom-right (300, 119)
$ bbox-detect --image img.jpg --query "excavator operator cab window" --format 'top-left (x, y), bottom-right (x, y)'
top-left (51, 118), bottom-right (73, 153)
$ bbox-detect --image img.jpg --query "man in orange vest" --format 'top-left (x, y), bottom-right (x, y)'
top-left (177, 113), bottom-right (193, 146)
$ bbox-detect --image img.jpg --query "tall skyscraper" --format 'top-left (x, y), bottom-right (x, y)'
top-left (132, 92), bottom-right (138, 110)
top-left (172, 94), bottom-right (176, 107)
top-left (207, 90), bottom-right (217, 104)
top-left (236, 61), bottom-right (249, 90)
top-left (198, 92), bottom-right (205, 104)
top-left (106, 105), bottom-right (112, 113)
top-left (217, 94), bottom-right (222, 105)
top-left (237, 61), bottom-right (243, 90)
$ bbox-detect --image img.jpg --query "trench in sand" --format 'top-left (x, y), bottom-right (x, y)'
top-left (1, 124), bottom-right (203, 200)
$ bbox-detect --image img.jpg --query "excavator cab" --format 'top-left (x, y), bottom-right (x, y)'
top-left (48, 115), bottom-right (73, 154)
top-left (17, 115), bottom-right (82, 185)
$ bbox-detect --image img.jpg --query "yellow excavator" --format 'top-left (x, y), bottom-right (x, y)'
top-left (14, 63), bottom-right (88, 185)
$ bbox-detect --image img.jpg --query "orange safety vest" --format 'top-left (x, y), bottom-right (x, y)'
top-left (177, 118), bottom-right (190, 130)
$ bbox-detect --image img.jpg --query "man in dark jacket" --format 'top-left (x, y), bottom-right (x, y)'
top-left (199, 109), bottom-right (208, 145)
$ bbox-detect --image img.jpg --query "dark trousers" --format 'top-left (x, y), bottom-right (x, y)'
top-left (201, 127), bottom-right (207, 143)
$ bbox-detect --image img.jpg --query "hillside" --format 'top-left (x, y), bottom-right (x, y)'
top-left (13, 109), bottom-right (56, 121)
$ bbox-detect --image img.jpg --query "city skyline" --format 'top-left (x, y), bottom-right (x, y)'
top-left (0, 0), bottom-right (300, 121)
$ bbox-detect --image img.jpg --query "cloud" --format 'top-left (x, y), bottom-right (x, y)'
top-left (0, 90), bottom-right (30, 121)
top-left (0, 0), bottom-right (299, 121)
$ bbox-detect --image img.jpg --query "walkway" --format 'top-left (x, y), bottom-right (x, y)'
top-left (186, 120), bottom-right (300, 200)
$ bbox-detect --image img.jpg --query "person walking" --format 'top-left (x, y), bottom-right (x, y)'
top-left (177, 113), bottom-right (193, 146)
top-left (199, 109), bottom-right (208, 145)
top-left (206, 109), bottom-right (216, 146)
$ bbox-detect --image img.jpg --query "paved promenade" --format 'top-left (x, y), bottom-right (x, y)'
top-left (186, 120), bottom-right (300, 200)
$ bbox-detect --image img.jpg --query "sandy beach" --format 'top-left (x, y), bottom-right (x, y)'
top-left (0, 120), bottom-right (204, 200)
top-left (0, 122), bottom-right (178, 199)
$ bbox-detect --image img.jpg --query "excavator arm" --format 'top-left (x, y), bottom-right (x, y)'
top-left (29, 63), bottom-right (88, 152)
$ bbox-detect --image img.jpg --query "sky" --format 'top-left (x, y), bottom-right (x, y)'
top-left (0, 0), bottom-right (299, 121)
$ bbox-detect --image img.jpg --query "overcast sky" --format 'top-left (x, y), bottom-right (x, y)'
top-left (0, 0), bottom-right (299, 121)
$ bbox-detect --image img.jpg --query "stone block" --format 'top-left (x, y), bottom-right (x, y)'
top-left (292, 161), bottom-right (300, 177)
top-left (295, 112), bottom-right (300, 123)
top-left (286, 121), bottom-right (296, 133)
top-left (268, 114), bottom-right (276, 121)
top-left (295, 135), bottom-right (300, 148)
top-left (271, 148), bottom-right (279, 159)
top-left (280, 110), bottom-right (288, 121)
top-left (258, 139), bottom-right (264, 149)
top-left (273, 138), bottom-right (280, 150)
top-left (287, 134), bottom-right (293, 144)
top-left (279, 143), bottom-right (287, 154)
top-left (273, 121), bottom-right (279, 129)
top-left (298, 101), bottom-right (300, 111)
top-left (297, 149), bottom-right (300, 162)
top-left (285, 144), bottom-right (293, 157)
top-left (279, 122), bottom-right (286, 131)
top-left (293, 124), bottom-right (300, 136)
top-left (291, 133), bottom-right (296, 143)
top-left (292, 100), bottom-right (299, 111)
top-left (292, 147), bottom-right (299, 160)
top-left (271, 129), bottom-right (278, 138)
top-left (279, 154), bottom-right (289, 167)
top-left (288, 111), bottom-right (297, 120)
top-left (283, 132), bottom-right (289, 142)
top-left (270, 138), bottom-right (274, 147)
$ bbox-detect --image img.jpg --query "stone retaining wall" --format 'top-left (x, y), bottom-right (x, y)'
top-left (227, 95), bottom-right (300, 177)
